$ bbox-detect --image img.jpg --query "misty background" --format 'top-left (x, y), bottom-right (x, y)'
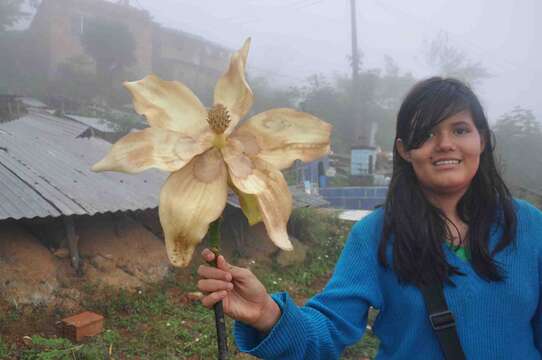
top-left (1, 0), bottom-right (541, 203)
top-left (136, 0), bottom-right (542, 122)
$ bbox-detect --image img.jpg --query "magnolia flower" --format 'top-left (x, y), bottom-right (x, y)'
top-left (92, 38), bottom-right (332, 267)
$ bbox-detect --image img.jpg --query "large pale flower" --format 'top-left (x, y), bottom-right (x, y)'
top-left (92, 38), bottom-right (332, 267)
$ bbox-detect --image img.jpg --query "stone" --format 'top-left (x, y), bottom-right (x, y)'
top-left (235, 223), bottom-right (279, 265)
top-left (0, 222), bottom-right (60, 305)
top-left (85, 264), bottom-right (143, 291)
top-left (56, 288), bottom-right (82, 302)
top-left (77, 214), bottom-right (171, 285)
top-left (276, 236), bottom-right (308, 267)
top-left (53, 248), bottom-right (70, 259)
top-left (90, 255), bottom-right (116, 272)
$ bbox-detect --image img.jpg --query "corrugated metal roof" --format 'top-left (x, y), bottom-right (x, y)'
top-left (65, 114), bottom-right (117, 133)
top-left (0, 111), bottom-right (325, 221)
top-left (19, 97), bottom-right (48, 109)
top-left (0, 111), bottom-right (167, 220)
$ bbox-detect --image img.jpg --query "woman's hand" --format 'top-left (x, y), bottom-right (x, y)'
top-left (197, 248), bottom-right (281, 333)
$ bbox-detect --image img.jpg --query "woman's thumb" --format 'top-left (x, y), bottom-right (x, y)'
top-left (216, 254), bottom-right (232, 271)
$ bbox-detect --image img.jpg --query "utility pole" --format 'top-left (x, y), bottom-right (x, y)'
top-left (349, 0), bottom-right (375, 185)
top-left (349, 0), bottom-right (373, 147)
top-left (350, 0), bottom-right (360, 91)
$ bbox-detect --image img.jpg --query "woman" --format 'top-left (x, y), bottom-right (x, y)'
top-left (197, 77), bottom-right (542, 359)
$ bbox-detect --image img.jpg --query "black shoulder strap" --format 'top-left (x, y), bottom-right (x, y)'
top-left (419, 283), bottom-right (466, 360)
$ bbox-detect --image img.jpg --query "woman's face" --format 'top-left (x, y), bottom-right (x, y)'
top-left (397, 110), bottom-right (485, 198)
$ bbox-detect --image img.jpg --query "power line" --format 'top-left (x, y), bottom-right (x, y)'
top-left (291, 0), bottom-right (322, 7)
top-left (247, 65), bottom-right (307, 82)
top-left (218, 0), bottom-right (330, 25)
top-left (128, 0), bottom-right (350, 83)
top-left (296, 0), bottom-right (326, 10)
top-left (371, 0), bottom-right (522, 74)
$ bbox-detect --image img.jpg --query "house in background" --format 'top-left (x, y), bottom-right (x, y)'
top-left (27, 0), bottom-right (153, 80)
top-left (152, 25), bottom-right (230, 102)
top-left (350, 144), bottom-right (377, 177)
top-left (0, 106), bottom-right (172, 304)
top-left (25, 0), bottom-right (229, 102)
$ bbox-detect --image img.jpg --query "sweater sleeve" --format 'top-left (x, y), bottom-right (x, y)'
top-left (534, 294), bottom-right (542, 352)
top-left (516, 199), bottom-right (542, 352)
top-left (234, 212), bottom-right (384, 359)
top-left (525, 201), bottom-right (542, 352)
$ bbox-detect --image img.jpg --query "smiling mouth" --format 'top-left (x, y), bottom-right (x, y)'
top-left (433, 159), bottom-right (462, 166)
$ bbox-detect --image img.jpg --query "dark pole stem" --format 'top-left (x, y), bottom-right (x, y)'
top-left (208, 217), bottom-right (228, 360)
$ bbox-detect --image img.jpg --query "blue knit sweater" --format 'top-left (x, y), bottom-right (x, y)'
top-left (234, 199), bottom-right (542, 359)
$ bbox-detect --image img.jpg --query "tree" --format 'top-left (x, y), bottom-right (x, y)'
top-left (334, 62), bottom-right (416, 152)
top-left (425, 32), bottom-right (491, 86)
top-left (51, 55), bottom-right (98, 103)
top-left (0, 0), bottom-right (27, 32)
top-left (493, 107), bottom-right (542, 194)
top-left (281, 63), bottom-right (416, 155)
top-left (372, 65), bottom-right (416, 151)
top-left (80, 17), bottom-right (136, 105)
top-left (290, 74), bottom-right (354, 154)
top-left (0, 30), bottom-right (48, 96)
top-left (247, 76), bottom-right (296, 117)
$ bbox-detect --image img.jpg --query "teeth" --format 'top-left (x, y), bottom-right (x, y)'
top-left (434, 160), bottom-right (460, 166)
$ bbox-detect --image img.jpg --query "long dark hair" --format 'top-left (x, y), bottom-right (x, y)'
top-left (378, 77), bottom-right (517, 286)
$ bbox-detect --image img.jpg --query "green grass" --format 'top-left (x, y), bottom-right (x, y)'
top-left (2, 208), bottom-right (380, 359)
top-left (0, 337), bottom-right (9, 359)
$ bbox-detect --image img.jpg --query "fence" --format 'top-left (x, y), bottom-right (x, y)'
top-left (319, 186), bottom-right (388, 210)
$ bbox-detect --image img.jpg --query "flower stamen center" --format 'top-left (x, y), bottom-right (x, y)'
top-left (207, 104), bottom-right (231, 135)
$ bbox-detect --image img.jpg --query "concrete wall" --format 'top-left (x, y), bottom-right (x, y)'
top-left (152, 25), bottom-right (229, 104)
top-left (29, 0), bottom-right (153, 80)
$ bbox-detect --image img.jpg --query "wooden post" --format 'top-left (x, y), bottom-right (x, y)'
top-left (113, 213), bottom-right (127, 237)
top-left (63, 216), bottom-right (82, 275)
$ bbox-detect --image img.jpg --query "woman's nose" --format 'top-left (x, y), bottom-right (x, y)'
top-left (435, 132), bottom-right (455, 151)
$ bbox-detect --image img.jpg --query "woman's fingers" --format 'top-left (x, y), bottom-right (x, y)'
top-left (197, 278), bottom-right (233, 293)
top-left (228, 263), bottom-right (253, 282)
top-left (201, 248), bottom-right (217, 263)
top-left (197, 264), bottom-right (232, 281)
top-left (201, 290), bottom-right (227, 308)
top-left (216, 254), bottom-right (230, 271)
top-left (199, 247), bottom-right (257, 290)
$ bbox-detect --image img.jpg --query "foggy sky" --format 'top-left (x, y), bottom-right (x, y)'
top-left (118, 1), bottom-right (542, 122)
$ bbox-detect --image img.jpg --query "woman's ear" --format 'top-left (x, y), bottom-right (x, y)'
top-left (480, 131), bottom-right (487, 151)
top-left (396, 138), bottom-right (411, 162)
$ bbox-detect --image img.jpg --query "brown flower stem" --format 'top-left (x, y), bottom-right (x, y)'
top-left (208, 217), bottom-right (228, 360)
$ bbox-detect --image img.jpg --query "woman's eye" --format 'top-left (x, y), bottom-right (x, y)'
top-left (454, 127), bottom-right (469, 135)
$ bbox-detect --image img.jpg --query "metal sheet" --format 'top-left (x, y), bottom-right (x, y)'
top-left (0, 111), bottom-right (329, 221)
top-left (0, 111), bottom-right (167, 220)
top-left (64, 114), bottom-right (116, 133)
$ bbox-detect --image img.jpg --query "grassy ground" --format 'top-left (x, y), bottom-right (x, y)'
top-left (0, 208), bottom-right (379, 359)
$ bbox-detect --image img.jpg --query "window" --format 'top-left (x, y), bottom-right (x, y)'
top-left (71, 14), bottom-right (85, 36)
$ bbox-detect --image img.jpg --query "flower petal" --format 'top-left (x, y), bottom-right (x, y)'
top-left (91, 128), bottom-right (213, 173)
top-left (234, 108), bottom-right (332, 170)
top-left (159, 149), bottom-right (228, 267)
top-left (230, 187), bottom-right (262, 226)
top-left (124, 74), bottom-right (208, 134)
top-left (213, 38), bottom-right (254, 134)
top-left (251, 158), bottom-right (293, 250)
top-left (221, 138), bottom-right (266, 194)
top-left (223, 141), bottom-right (292, 249)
